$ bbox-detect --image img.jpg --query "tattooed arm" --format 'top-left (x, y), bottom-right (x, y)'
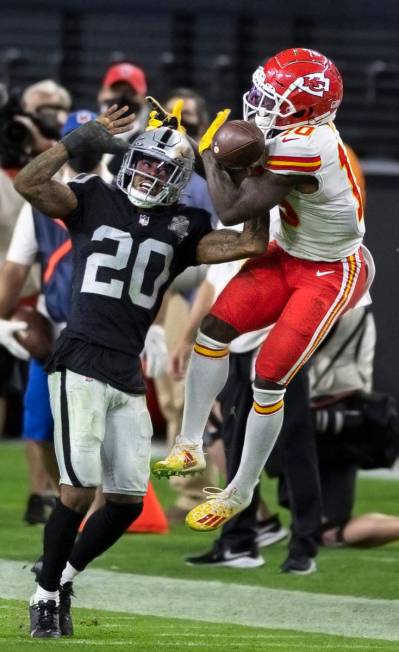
top-left (196, 212), bottom-right (269, 264)
top-left (14, 143), bottom-right (76, 218)
top-left (14, 104), bottom-right (135, 219)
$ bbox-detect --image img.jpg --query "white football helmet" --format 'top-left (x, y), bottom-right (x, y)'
top-left (117, 127), bottom-right (194, 208)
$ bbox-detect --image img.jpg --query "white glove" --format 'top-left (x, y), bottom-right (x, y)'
top-left (142, 325), bottom-right (168, 378)
top-left (0, 319), bottom-right (30, 360)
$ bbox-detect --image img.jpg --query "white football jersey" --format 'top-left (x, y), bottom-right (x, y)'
top-left (266, 123), bottom-right (365, 261)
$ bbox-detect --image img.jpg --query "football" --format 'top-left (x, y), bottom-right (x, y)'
top-left (211, 120), bottom-right (265, 169)
top-left (11, 306), bottom-right (54, 361)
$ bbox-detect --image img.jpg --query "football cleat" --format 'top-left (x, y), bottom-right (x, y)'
top-left (186, 542), bottom-right (265, 569)
top-left (29, 598), bottom-right (61, 638)
top-left (185, 487), bottom-right (250, 532)
top-left (59, 582), bottom-right (74, 636)
top-left (152, 441), bottom-right (206, 478)
top-left (280, 555), bottom-right (317, 575)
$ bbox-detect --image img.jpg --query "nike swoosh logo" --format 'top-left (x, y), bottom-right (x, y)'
top-left (316, 270), bottom-right (335, 277)
top-left (224, 550), bottom-right (251, 560)
top-left (281, 137), bottom-right (299, 142)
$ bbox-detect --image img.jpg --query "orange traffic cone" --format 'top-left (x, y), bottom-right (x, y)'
top-left (79, 482), bottom-right (169, 534)
top-left (127, 482), bottom-right (169, 534)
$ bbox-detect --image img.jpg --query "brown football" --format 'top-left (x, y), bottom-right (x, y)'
top-left (211, 120), bottom-right (265, 169)
top-left (11, 306), bottom-right (54, 361)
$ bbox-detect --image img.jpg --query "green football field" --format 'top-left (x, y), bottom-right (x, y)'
top-left (0, 442), bottom-right (398, 651)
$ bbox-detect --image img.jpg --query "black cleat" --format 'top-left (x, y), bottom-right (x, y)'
top-left (29, 599), bottom-right (61, 638)
top-left (59, 582), bottom-right (74, 636)
top-left (280, 555), bottom-right (317, 575)
top-left (186, 544), bottom-right (264, 569)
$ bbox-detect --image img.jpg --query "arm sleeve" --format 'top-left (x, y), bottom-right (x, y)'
top-left (6, 203), bottom-right (38, 266)
top-left (266, 131), bottom-right (322, 176)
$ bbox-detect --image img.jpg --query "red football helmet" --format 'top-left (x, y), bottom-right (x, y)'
top-left (243, 48), bottom-right (343, 135)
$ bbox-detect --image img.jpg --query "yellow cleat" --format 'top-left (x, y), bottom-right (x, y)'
top-left (152, 442), bottom-right (206, 479)
top-left (185, 487), bottom-right (250, 532)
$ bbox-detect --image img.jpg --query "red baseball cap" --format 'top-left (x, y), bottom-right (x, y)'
top-left (102, 63), bottom-right (147, 96)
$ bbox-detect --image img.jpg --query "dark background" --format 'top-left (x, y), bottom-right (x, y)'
top-left (1, 0), bottom-right (398, 402)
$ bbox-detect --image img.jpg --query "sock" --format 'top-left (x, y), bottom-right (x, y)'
top-left (68, 501), bottom-right (142, 572)
top-left (226, 386), bottom-right (286, 503)
top-left (32, 586), bottom-right (59, 606)
top-left (39, 501), bottom-right (83, 592)
top-left (60, 562), bottom-right (80, 586)
top-left (180, 331), bottom-right (230, 447)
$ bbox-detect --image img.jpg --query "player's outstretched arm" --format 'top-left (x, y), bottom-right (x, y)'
top-left (196, 212), bottom-right (269, 264)
top-left (202, 150), bottom-right (291, 226)
top-left (14, 105), bottom-right (135, 219)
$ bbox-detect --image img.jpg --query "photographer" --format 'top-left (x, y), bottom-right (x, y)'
top-left (0, 82), bottom-right (61, 438)
top-left (310, 304), bottom-right (399, 548)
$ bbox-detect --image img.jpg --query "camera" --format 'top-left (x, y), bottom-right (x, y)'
top-left (0, 91), bottom-right (60, 168)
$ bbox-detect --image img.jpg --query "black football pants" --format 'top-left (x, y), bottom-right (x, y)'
top-left (216, 350), bottom-right (322, 558)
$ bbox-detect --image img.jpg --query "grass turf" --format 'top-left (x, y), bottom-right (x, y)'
top-left (0, 442), bottom-right (398, 650)
top-left (1, 597), bottom-right (399, 652)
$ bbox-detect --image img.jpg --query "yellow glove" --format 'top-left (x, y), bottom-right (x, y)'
top-left (198, 109), bottom-right (231, 155)
top-left (145, 96), bottom-right (186, 133)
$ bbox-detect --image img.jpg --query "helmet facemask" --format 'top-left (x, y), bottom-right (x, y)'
top-left (117, 128), bottom-right (194, 209)
top-left (243, 64), bottom-right (339, 137)
top-left (243, 67), bottom-right (298, 136)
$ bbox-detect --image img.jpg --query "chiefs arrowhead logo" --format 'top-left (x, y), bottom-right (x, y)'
top-left (295, 72), bottom-right (330, 97)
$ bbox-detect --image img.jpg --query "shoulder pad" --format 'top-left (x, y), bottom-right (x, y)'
top-left (266, 127), bottom-right (321, 174)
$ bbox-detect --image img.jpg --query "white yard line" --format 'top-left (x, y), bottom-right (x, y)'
top-left (1, 560), bottom-right (398, 642)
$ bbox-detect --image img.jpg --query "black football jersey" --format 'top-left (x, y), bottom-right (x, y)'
top-left (46, 174), bottom-right (212, 393)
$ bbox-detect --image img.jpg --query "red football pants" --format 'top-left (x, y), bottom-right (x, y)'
top-left (210, 241), bottom-right (367, 385)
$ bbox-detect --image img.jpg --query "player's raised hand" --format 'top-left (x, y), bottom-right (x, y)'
top-left (61, 104), bottom-right (135, 157)
top-left (96, 104), bottom-right (136, 135)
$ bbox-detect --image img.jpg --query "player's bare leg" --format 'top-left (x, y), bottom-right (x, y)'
top-left (152, 315), bottom-right (238, 478)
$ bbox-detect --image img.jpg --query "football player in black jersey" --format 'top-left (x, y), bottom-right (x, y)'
top-left (15, 104), bottom-right (268, 639)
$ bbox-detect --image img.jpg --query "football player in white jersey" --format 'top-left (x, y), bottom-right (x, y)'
top-left (154, 48), bottom-right (373, 532)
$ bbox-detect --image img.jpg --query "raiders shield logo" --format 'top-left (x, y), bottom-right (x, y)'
top-left (139, 214), bottom-right (150, 226)
top-left (168, 215), bottom-right (190, 242)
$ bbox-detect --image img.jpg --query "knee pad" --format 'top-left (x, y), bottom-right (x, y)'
top-left (253, 385), bottom-right (286, 415)
top-left (104, 500), bottom-right (143, 529)
top-left (194, 330), bottom-right (230, 357)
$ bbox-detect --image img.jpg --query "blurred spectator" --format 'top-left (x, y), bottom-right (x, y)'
top-left (98, 62), bottom-right (149, 175)
top-left (163, 87), bottom-right (209, 140)
top-left (22, 79), bottom-right (72, 137)
top-left (310, 305), bottom-right (399, 548)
